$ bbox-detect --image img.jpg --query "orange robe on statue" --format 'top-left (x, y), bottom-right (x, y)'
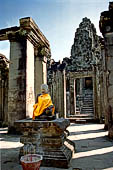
top-left (32, 93), bottom-right (55, 120)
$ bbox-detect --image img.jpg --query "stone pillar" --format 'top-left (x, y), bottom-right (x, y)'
top-left (92, 67), bottom-right (98, 119)
top-left (8, 40), bottom-right (27, 129)
top-left (58, 70), bottom-right (66, 118)
top-left (70, 78), bottom-right (76, 115)
top-left (101, 44), bottom-right (108, 128)
top-left (51, 70), bottom-right (66, 118)
top-left (26, 40), bottom-right (35, 118)
top-left (8, 38), bottom-right (35, 131)
top-left (1, 80), bottom-right (4, 120)
top-left (4, 79), bottom-right (8, 123)
top-left (66, 91), bottom-right (70, 117)
top-left (105, 33), bottom-right (113, 138)
top-left (99, 3), bottom-right (113, 138)
top-left (35, 52), bottom-right (47, 96)
top-left (55, 71), bottom-right (59, 112)
top-left (0, 71), bottom-right (3, 120)
top-left (80, 78), bottom-right (83, 96)
top-left (0, 54), bottom-right (9, 124)
top-left (52, 71), bottom-right (57, 111)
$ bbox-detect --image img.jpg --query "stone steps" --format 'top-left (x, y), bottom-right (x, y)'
top-left (81, 92), bottom-right (94, 114)
top-left (67, 114), bottom-right (94, 123)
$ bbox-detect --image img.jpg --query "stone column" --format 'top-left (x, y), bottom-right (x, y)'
top-left (4, 79), bottom-right (8, 123)
top-left (8, 38), bottom-right (35, 131)
top-left (52, 70), bottom-right (66, 118)
top-left (58, 70), bottom-right (66, 118)
top-left (105, 33), bottom-right (113, 138)
top-left (79, 78), bottom-right (83, 96)
top-left (51, 71), bottom-right (57, 111)
top-left (55, 71), bottom-right (59, 112)
top-left (1, 80), bottom-right (4, 120)
top-left (26, 40), bottom-right (35, 118)
top-left (66, 91), bottom-right (70, 117)
top-left (35, 52), bottom-right (47, 96)
top-left (101, 45), bottom-right (108, 128)
top-left (92, 67), bottom-right (98, 119)
top-left (99, 3), bottom-right (113, 138)
top-left (70, 78), bottom-right (76, 115)
top-left (8, 40), bottom-right (26, 130)
top-left (0, 71), bottom-right (3, 120)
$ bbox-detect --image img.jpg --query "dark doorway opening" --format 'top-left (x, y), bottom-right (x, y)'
top-left (85, 77), bottom-right (93, 89)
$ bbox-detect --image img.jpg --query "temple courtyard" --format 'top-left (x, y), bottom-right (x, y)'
top-left (1, 123), bottom-right (113, 170)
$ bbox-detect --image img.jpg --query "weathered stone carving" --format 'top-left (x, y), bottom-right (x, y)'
top-left (15, 118), bottom-right (75, 168)
top-left (47, 17), bottom-right (102, 120)
top-left (70, 17), bottom-right (101, 71)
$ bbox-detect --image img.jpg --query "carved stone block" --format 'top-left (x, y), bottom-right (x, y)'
top-left (15, 118), bottom-right (75, 168)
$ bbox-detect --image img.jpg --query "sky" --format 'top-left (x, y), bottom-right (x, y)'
top-left (0, 0), bottom-right (111, 61)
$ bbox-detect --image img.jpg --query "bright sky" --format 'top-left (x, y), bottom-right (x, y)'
top-left (0, 0), bottom-right (111, 61)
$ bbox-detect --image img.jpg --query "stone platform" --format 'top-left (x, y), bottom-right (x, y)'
top-left (14, 118), bottom-right (75, 168)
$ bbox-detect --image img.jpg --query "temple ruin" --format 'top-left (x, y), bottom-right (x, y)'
top-left (48, 17), bottom-right (103, 122)
top-left (0, 2), bottom-right (113, 139)
top-left (0, 17), bottom-right (51, 132)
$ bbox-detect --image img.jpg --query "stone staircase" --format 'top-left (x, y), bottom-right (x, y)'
top-left (68, 89), bottom-right (94, 123)
top-left (81, 89), bottom-right (94, 114)
top-left (67, 113), bottom-right (94, 123)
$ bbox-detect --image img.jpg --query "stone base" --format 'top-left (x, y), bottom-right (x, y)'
top-left (15, 118), bottom-right (75, 168)
top-left (36, 139), bottom-right (75, 168)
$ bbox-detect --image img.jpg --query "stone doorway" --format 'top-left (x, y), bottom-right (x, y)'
top-left (85, 77), bottom-right (93, 89)
top-left (76, 77), bottom-right (94, 115)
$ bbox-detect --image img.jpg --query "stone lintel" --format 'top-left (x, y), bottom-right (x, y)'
top-left (69, 71), bottom-right (94, 79)
top-left (0, 17), bottom-right (51, 57)
top-left (19, 17), bottom-right (50, 50)
top-left (0, 26), bottom-right (20, 41)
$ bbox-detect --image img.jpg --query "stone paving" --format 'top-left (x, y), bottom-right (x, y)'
top-left (0, 123), bottom-right (113, 170)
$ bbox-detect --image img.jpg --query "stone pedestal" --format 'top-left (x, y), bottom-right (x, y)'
top-left (15, 118), bottom-right (75, 168)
